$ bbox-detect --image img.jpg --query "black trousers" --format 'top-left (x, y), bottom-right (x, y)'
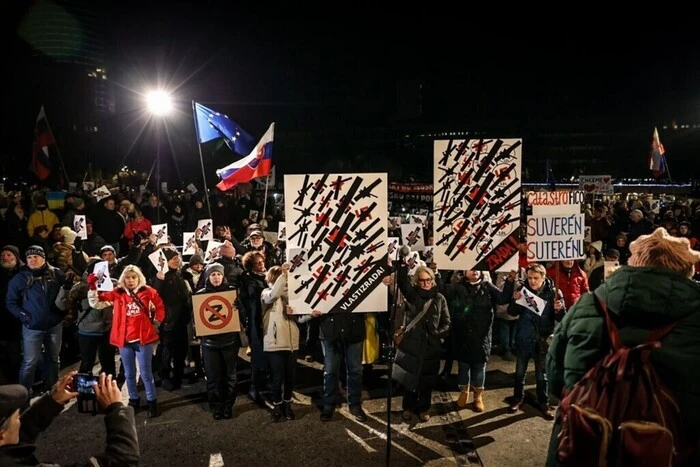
top-left (305, 319), bottom-right (319, 354)
top-left (402, 379), bottom-right (433, 414)
top-left (202, 345), bottom-right (238, 411)
top-left (266, 350), bottom-right (297, 403)
top-left (158, 328), bottom-right (189, 383)
top-left (78, 333), bottom-right (116, 377)
top-left (0, 340), bottom-right (22, 385)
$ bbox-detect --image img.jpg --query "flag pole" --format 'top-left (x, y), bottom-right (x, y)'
top-left (42, 106), bottom-right (71, 187)
top-left (144, 159), bottom-right (157, 186)
top-left (262, 174), bottom-right (270, 221)
top-left (664, 154), bottom-right (673, 183)
top-left (192, 100), bottom-right (213, 219)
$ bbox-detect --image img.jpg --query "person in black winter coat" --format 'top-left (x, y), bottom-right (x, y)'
top-left (152, 248), bottom-right (191, 391)
top-left (442, 270), bottom-right (511, 412)
top-left (392, 264), bottom-right (450, 423)
top-left (0, 373), bottom-right (140, 466)
top-left (0, 246), bottom-right (23, 385)
top-left (196, 262), bottom-right (242, 420)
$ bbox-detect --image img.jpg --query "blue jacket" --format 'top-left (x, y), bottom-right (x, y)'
top-left (6, 265), bottom-right (67, 331)
top-left (503, 277), bottom-right (565, 355)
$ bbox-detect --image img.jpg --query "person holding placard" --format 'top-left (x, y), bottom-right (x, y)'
top-left (87, 265), bottom-right (165, 418)
top-left (195, 263), bottom-right (241, 420)
top-left (260, 263), bottom-right (305, 422)
top-left (503, 263), bottom-right (565, 420)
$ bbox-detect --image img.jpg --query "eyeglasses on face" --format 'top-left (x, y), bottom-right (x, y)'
top-left (417, 277), bottom-right (432, 283)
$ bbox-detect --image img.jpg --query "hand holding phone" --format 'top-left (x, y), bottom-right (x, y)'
top-left (73, 373), bottom-right (100, 395)
top-left (51, 370), bottom-right (80, 405)
top-left (93, 373), bottom-right (123, 409)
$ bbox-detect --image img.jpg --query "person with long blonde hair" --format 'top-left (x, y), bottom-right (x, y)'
top-left (88, 264), bottom-right (165, 418)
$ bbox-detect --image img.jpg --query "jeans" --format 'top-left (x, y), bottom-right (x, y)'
top-left (20, 322), bottom-right (63, 391)
top-left (119, 342), bottom-right (156, 401)
top-left (321, 339), bottom-right (363, 410)
top-left (78, 333), bottom-right (116, 377)
top-left (202, 345), bottom-right (238, 412)
top-left (499, 320), bottom-right (516, 353)
top-left (514, 348), bottom-right (548, 405)
top-left (267, 350), bottom-right (297, 403)
top-left (457, 361), bottom-right (486, 388)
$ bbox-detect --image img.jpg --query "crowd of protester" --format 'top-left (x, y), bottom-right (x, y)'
top-left (1, 184), bottom-right (699, 465)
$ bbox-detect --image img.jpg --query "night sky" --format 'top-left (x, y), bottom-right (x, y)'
top-left (5, 3), bottom-right (700, 182)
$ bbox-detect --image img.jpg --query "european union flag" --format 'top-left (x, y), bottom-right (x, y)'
top-left (193, 102), bottom-right (255, 156)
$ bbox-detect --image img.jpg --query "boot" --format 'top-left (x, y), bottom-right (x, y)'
top-left (270, 403), bottom-right (282, 422)
top-left (473, 387), bottom-right (485, 413)
top-left (283, 400), bottom-right (295, 420)
top-left (128, 398), bottom-right (140, 411)
top-left (147, 400), bottom-right (158, 418)
top-left (456, 385), bottom-right (470, 409)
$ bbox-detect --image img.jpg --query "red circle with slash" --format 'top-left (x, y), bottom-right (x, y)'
top-left (199, 295), bottom-right (232, 330)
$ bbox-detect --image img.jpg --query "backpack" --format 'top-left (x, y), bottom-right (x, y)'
top-left (556, 291), bottom-right (688, 466)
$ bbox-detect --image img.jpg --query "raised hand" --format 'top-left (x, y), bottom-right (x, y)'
top-left (51, 370), bottom-right (79, 404)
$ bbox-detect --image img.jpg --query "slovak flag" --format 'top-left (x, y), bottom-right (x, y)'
top-left (216, 123), bottom-right (274, 191)
top-left (32, 106), bottom-right (54, 181)
top-left (649, 127), bottom-right (666, 177)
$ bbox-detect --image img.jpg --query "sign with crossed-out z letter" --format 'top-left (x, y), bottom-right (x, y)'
top-left (192, 290), bottom-right (240, 336)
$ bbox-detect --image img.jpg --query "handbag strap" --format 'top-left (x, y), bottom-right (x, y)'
top-left (404, 298), bottom-right (434, 334)
top-left (127, 288), bottom-right (152, 321)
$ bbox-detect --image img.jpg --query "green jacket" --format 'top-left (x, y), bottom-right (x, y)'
top-left (546, 266), bottom-right (700, 466)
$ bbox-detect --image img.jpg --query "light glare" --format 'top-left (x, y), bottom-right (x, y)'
top-left (146, 90), bottom-right (172, 116)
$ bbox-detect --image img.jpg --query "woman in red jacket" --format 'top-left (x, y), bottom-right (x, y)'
top-left (88, 264), bottom-right (165, 417)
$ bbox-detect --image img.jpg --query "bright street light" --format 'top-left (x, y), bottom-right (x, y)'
top-left (146, 90), bottom-right (172, 116)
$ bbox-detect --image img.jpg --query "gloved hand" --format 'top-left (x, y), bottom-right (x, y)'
top-left (62, 273), bottom-right (75, 290)
top-left (87, 273), bottom-right (98, 291)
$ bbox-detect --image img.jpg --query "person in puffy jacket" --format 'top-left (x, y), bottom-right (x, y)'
top-left (261, 263), bottom-right (307, 422)
top-left (195, 262), bottom-right (242, 421)
top-left (88, 264), bottom-right (165, 418)
top-left (5, 245), bottom-right (69, 393)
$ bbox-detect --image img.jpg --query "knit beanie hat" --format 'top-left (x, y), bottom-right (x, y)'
top-left (205, 262), bottom-right (225, 280)
top-left (1, 245), bottom-right (21, 263)
top-left (60, 226), bottom-right (78, 246)
top-left (161, 247), bottom-right (180, 262)
top-left (189, 253), bottom-right (204, 267)
top-left (100, 245), bottom-right (116, 256)
top-left (628, 227), bottom-right (700, 278)
top-left (72, 198), bottom-right (85, 210)
top-left (25, 245), bottom-right (45, 259)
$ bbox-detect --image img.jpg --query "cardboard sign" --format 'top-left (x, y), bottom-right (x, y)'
top-left (148, 249), bottom-right (167, 273)
top-left (578, 175), bottom-right (613, 195)
top-left (151, 224), bottom-right (168, 245)
top-left (92, 185), bottom-right (111, 201)
top-left (526, 214), bottom-right (585, 261)
top-left (516, 287), bottom-right (547, 316)
top-left (183, 232), bottom-right (198, 255)
top-left (74, 215), bottom-right (87, 240)
top-left (192, 290), bottom-right (240, 336)
top-left (198, 219), bottom-right (214, 241)
top-left (93, 261), bottom-right (113, 292)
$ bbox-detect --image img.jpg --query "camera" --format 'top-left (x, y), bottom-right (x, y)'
top-left (74, 373), bottom-right (99, 395)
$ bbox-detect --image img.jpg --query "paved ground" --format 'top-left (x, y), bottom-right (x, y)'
top-left (33, 353), bottom-right (554, 466)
